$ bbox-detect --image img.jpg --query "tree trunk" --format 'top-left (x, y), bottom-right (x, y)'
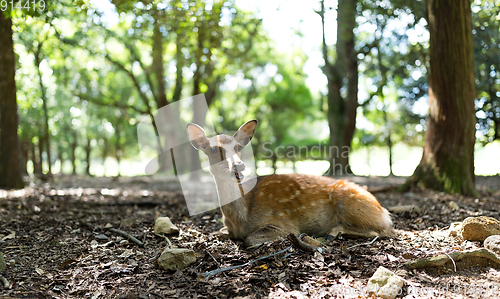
top-left (114, 125), bottom-right (121, 177)
top-left (404, 0), bottom-right (477, 195)
top-left (319, 0), bottom-right (358, 176)
top-left (31, 140), bottom-right (41, 174)
top-left (21, 140), bottom-right (29, 175)
top-left (0, 13), bottom-right (24, 189)
top-left (34, 42), bottom-right (52, 175)
top-left (57, 149), bottom-right (63, 174)
top-left (339, 0), bottom-right (358, 174)
top-left (71, 132), bottom-right (77, 175)
top-left (101, 138), bottom-right (108, 177)
top-left (85, 137), bottom-right (91, 176)
top-left (38, 135), bottom-right (45, 175)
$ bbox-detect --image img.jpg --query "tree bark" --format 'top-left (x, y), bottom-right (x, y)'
top-left (71, 132), bottom-right (77, 175)
top-left (319, 0), bottom-right (358, 176)
top-left (21, 140), bottom-right (29, 174)
top-left (34, 42), bottom-right (52, 175)
top-left (31, 140), bottom-right (42, 174)
top-left (404, 0), bottom-right (477, 195)
top-left (37, 135), bottom-right (45, 175)
top-left (85, 137), bottom-right (91, 176)
top-left (0, 12), bottom-right (24, 189)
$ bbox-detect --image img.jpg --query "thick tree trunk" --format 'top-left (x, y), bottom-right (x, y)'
top-left (320, 0), bottom-right (358, 176)
top-left (405, 0), bottom-right (477, 195)
top-left (0, 13), bottom-right (24, 189)
top-left (339, 0), bottom-right (358, 174)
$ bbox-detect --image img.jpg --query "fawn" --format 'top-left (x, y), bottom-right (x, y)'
top-left (186, 120), bottom-right (395, 247)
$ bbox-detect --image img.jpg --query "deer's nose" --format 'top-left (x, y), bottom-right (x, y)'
top-left (233, 162), bottom-right (246, 172)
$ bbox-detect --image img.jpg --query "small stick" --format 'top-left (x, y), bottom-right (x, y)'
top-left (201, 245), bottom-right (293, 279)
top-left (153, 233), bottom-right (172, 249)
top-left (0, 275), bottom-right (9, 288)
top-left (108, 228), bottom-right (144, 246)
top-left (346, 236), bottom-right (379, 250)
top-left (444, 252), bottom-right (457, 272)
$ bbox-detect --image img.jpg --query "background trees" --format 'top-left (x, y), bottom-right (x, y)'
top-left (1, 0), bottom-right (498, 195)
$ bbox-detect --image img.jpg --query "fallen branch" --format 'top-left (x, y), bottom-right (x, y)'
top-left (201, 245), bottom-right (293, 279)
top-left (0, 275), bottom-right (9, 288)
top-left (108, 228), bottom-right (144, 247)
top-left (404, 248), bottom-right (500, 270)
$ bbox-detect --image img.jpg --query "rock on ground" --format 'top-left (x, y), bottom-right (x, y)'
top-left (484, 235), bottom-right (500, 256)
top-left (154, 217), bottom-right (179, 234)
top-left (367, 266), bottom-right (404, 299)
top-left (157, 248), bottom-right (196, 271)
top-left (460, 216), bottom-right (500, 242)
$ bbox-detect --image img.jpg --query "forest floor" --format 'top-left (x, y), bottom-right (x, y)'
top-left (0, 174), bottom-right (500, 299)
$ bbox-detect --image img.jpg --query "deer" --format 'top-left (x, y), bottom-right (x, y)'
top-left (186, 120), bottom-right (396, 247)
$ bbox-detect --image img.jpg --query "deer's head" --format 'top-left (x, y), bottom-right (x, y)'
top-left (186, 120), bottom-right (257, 181)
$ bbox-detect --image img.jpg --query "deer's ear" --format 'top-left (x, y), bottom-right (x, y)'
top-left (233, 120), bottom-right (257, 147)
top-left (186, 123), bottom-right (209, 150)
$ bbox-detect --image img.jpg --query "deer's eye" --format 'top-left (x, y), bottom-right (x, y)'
top-left (236, 145), bottom-right (244, 152)
top-left (210, 147), bottom-right (220, 154)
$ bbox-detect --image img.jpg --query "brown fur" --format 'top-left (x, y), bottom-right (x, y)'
top-left (186, 120), bottom-right (396, 247)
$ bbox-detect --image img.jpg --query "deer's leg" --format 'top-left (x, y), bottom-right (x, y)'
top-left (244, 224), bottom-right (296, 248)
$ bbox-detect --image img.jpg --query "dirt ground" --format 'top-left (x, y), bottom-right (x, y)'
top-left (0, 174), bottom-right (499, 298)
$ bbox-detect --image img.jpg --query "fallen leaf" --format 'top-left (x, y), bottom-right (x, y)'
top-left (253, 264), bottom-right (268, 271)
top-left (60, 259), bottom-right (78, 268)
top-left (35, 268), bottom-right (44, 275)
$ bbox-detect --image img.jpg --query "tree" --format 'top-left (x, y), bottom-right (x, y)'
top-left (317, 0), bottom-right (359, 175)
top-left (0, 11), bottom-right (25, 189)
top-left (404, 0), bottom-right (477, 195)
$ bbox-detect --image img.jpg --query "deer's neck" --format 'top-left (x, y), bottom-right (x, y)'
top-left (213, 177), bottom-right (248, 237)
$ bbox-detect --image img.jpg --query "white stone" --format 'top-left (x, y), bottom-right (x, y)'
top-left (157, 248), bottom-right (196, 271)
top-left (367, 266), bottom-right (404, 299)
top-left (154, 217), bottom-right (179, 234)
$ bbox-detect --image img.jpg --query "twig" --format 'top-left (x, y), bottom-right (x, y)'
top-left (205, 250), bottom-right (220, 266)
top-left (444, 252), bottom-right (457, 272)
top-left (201, 245), bottom-right (293, 279)
top-left (153, 233), bottom-right (172, 249)
top-left (347, 236), bottom-right (379, 250)
top-left (0, 275), bottom-right (9, 288)
top-left (108, 228), bottom-right (144, 247)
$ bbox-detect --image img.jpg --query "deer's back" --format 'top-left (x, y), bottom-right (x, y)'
top-left (244, 174), bottom-right (340, 235)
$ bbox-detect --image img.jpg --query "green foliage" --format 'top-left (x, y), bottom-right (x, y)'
top-left (473, 0), bottom-right (500, 143)
top-left (9, 0), bottom-right (499, 176)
